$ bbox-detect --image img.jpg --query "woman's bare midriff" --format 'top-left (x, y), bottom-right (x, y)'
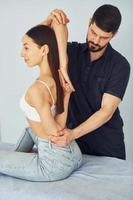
top-left (27, 118), bottom-right (49, 139)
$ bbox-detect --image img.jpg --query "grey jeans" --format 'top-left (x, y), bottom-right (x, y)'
top-left (0, 127), bottom-right (82, 182)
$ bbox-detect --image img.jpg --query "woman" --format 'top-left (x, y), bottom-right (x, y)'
top-left (0, 25), bottom-right (82, 181)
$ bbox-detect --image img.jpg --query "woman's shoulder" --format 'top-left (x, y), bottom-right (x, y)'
top-left (41, 76), bottom-right (56, 89)
top-left (27, 81), bottom-right (47, 101)
top-left (25, 82), bottom-right (49, 108)
top-left (28, 78), bottom-right (55, 104)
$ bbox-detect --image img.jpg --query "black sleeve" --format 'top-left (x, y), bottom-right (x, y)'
top-left (105, 56), bottom-right (130, 100)
top-left (67, 42), bottom-right (80, 85)
top-left (67, 42), bottom-right (79, 68)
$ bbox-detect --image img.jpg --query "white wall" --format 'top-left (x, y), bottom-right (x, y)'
top-left (0, 0), bottom-right (133, 160)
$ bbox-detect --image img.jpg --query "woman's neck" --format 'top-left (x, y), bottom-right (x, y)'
top-left (39, 58), bottom-right (52, 80)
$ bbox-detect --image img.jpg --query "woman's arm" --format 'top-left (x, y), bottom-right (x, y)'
top-left (28, 85), bottom-right (62, 136)
top-left (55, 92), bottom-right (70, 130)
top-left (41, 12), bottom-right (74, 91)
top-left (51, 22), bottom-right (68, 70)
top-left (54, 70), bottom-right (72, 129)
top-left (51, 22), bottom-right (75, 91)
top-left (50, 23), bottom-right (73, 129)
top-left (41, 14), bottom-right (73, 129)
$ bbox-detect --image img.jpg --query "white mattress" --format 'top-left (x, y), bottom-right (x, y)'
top-left (0, 143), bottom-right (133, 200)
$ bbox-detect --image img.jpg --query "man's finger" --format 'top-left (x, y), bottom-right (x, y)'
top-left (51, 11), bottom-right (63, 24)
top-left (49, 12), bottom-right (60, 24)
top-left (53, 9), bottom-right (69, 24)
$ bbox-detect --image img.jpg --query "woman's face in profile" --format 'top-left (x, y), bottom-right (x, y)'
top-left (21, 34), bottom-right (43, 67)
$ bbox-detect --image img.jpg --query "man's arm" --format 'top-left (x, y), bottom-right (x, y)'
top-left (72, 93), bottom-right (121, 139)
top-left (50, 93), bottom-right (121, 146)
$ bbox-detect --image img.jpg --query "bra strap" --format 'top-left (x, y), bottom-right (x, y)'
top-left (36, 80), bottom-right (55, 105)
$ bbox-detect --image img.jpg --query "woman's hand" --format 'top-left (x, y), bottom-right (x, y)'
top-left (59, 68), bottom-right (75, 92)
top-left (58, 70), bottom-right (74, 94)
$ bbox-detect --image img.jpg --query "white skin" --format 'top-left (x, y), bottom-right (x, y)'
top-left (43, 10), bottom-right (121, 147)
top-left (40, 11), bottom-right (75, 92)
top-left (21, 34), bottom-right (72, 140)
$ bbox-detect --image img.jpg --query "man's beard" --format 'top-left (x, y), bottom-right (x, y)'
top-left (86, 39), bottom-right (107, 52)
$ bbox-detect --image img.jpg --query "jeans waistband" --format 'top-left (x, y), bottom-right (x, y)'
top-left (37, 137), bottom-right (53, 149)
top-left (38, 136), bottom-right (76, 152)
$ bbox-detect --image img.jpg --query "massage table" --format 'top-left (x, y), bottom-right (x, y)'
top-left (0, 143), bottom-right (133, 200)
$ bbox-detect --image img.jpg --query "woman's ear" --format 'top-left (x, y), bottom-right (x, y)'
top-left (41, 44), bottom-right (49, 56)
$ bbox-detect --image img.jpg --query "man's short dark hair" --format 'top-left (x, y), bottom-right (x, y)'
top-left (91, 4), bottom-right (121, 33)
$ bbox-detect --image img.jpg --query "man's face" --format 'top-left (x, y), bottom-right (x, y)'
top-left (87, 21), bottom-right (114, 52)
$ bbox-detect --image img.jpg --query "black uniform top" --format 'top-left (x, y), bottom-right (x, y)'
top-left (67, 42), bottom-right (130, 159)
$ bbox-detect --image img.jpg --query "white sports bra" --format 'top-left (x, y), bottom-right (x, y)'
top-left (20, 80), bottom-right (56, 122)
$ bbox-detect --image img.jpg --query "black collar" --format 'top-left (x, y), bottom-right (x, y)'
top-left (81, 42), bottom-right (112, 60)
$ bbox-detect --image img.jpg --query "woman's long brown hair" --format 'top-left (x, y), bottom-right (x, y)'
top-left (26, 25), bottom-right (64, 114)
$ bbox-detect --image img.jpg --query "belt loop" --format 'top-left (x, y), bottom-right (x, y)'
top-left (48, 140), bottom-right (52, 149)
top-left (70, 145), bottom-right (72, 153)
top-left (69, 141), bottom-right (73, 153)
top-left (36, 136), bottom-right (39, 146)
